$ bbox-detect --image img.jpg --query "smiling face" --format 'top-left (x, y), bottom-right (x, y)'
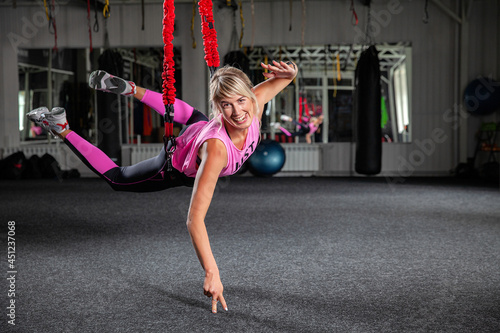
top-left (219, 95), bottom-right (254, 130)
top-left (210, 66), bottom-right (258, 132)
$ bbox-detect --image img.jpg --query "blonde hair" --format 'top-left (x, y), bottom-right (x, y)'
top-left (209, 66), bottom-right (259, 119)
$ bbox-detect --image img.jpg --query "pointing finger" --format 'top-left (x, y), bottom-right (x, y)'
top-left (219, 294), bottom-right (228, 312)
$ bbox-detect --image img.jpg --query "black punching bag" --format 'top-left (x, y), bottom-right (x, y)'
top-left (354, 45), bottom-right (382, 175)
top-left (97, 50), bottom-right (124, 164)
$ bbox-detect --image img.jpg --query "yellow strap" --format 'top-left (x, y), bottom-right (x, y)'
top-left (103, 0), bottom-right (110, 18)
top-left (238, 0), bottom-right (244, 49)
top-left (191, 0), bottom-right (196, 48)
top-left (264, 54), bottom-right (268, 79)
top-left (43, 0), bottom-right (49, 21)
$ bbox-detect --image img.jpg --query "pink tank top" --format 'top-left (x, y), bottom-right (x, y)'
top-left (172, 115), bottom-right (260, 178)
top-left (308, 123), bottom-right (319, 134)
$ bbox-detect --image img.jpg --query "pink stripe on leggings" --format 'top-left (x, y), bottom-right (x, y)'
top-left (65, 131), bottom-right (118, 175)
top-left (280, 127), bottom-right (292, 137)
top-left (141, 90), bottom-right (195, 125)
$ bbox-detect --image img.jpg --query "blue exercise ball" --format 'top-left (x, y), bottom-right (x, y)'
top-left (248, 139), bottom-right (286, 176)
top-left (464, 78), bottom-right (500, 116)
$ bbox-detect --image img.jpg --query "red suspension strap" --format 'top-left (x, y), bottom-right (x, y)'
top-left (161, 0), bottom-right (220, 153)
top-left (162, 0), bottom-right (176, 142)
top-left (198, 0), bottom-right (220, 76)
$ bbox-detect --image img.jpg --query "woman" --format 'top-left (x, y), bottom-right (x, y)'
top-left (27, 60), bottom-right (297, 313)
top-left (273, 114), bottom-right (323, 143)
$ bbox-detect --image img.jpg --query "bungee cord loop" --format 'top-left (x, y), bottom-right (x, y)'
top-left (198, 0), bottom-right (220, 76)
top-left (162, 0), bottom-right (176, 146)
top-left (103, 0), bottom-right (110, 18)
top-left (162, 0), bottom-right (221, 152)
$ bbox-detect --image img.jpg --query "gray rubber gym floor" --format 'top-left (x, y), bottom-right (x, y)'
top-left (1, 176), bottom-right (499, 332)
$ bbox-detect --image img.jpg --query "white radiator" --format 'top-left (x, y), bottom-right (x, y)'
top-left (281, 144), bottom-right (321, 172)
top-left (2, 145), bottom-right (62, 160)
top-left (128, 143), bottom-right (322, 173)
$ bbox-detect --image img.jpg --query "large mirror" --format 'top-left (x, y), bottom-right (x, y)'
top-left (18, 47), bottom-right (180, 147)
top-left (18, 43), bottom-right (411, 148)
top-left (243, 43), bottom-right (412, 144)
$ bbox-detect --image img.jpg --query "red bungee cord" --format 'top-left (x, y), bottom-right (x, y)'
top-left (198, 0), bottom-right (220, 76)
top-left (162, 0), bottom-right (176, 139)
top-left (162, 0), bottom-right (220, 144)
top-left (350, 0), bottom-right (358, 26)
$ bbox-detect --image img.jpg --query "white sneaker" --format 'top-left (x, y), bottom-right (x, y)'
top-left (270, 122), bottom-right (282, 130)
top-left (89, 70), bottom-right (137, 96)
top-left (280, 115), bottom-right (292, 122)
top-left (27, 107), bottom-right (69, 138)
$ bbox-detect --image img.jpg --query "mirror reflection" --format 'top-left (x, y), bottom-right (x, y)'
top-left (18, 43), bottom-right (411, 146)
top-left (18, 47), bottom-right (180, 147)
top-left (245, 43), bottom-right (412, 144)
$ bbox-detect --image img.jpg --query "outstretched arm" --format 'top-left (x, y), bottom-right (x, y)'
top-left (253, 61), bottom-right (298, 119)
top-left (186, 139), bottom-right (228, 314)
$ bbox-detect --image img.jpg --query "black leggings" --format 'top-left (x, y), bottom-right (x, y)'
top-left (290, 120), bottom-right (310, 137)
top-left (65, 109), bottom-right (208, 192)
